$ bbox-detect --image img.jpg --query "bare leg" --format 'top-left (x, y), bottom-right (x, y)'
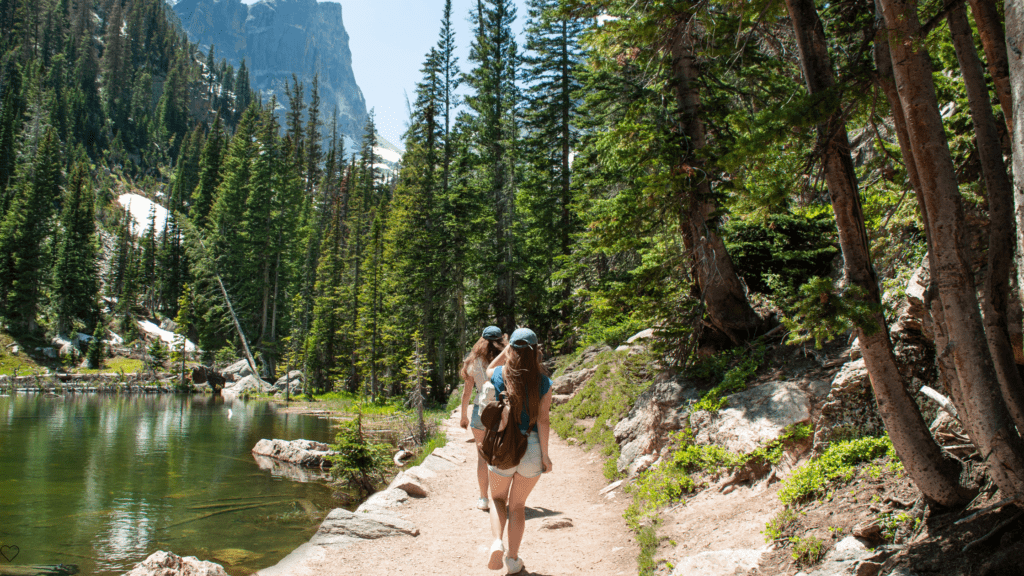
top-left (504, 473), bottom-right (541, 561)
top-left (472, 428), bottom-right (488, 499)
top-left (488, 470), bottom-right (513, 540)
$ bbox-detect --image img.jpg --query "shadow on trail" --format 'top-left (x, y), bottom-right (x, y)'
top-left (524, 506), bottom-right (561, 520)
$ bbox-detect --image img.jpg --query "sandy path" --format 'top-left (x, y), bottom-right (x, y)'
top-left (264, 410), bottom-right (638, 576)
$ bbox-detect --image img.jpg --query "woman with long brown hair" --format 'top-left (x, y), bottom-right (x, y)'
top-left (483, 328), bottom-right (553, 574)
top-left (459, 325), bottom-right (506, 510)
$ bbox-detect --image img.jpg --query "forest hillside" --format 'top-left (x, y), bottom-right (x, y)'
top-left (1, 0), bottom-right (1024, 574)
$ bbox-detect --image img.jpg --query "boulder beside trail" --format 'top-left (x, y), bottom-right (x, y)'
top-left (252, 439), bottom-right (334, 468)
top-left (122, 551), bottom-right (228, 576)
top-left (551, 367), bottom-right (596, 396)
top-left (614, 377), bottom-right (701, 475)
top-left (812, 359), bottom-right (885, 452)
top-left (273, 371), bottom-right (303, 395)
top-left (221, 359), bottom-right (254, 382)
top-left (227, 374), bottom-right (273, 395)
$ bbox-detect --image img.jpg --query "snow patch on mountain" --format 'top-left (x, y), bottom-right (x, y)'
top-left (373, 146), bottom-right (402, 164)
top-left (117, 194), bottom-right (168, 236)
top-left (138, 320), bottom-right (197, 352)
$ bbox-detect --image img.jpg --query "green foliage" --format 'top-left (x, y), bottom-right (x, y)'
top-left (86, 332), bottom-right (104, 370)
top-left (328, 414), bottom-right (393, 496)
top-left (724, 213), bottom-right (839, 296)
top-left (763, 507), bottom-right (799, 542)
top-left (779, 435), bottom-right (896, 505)
top-left (635, 519), bottom-right (661, 576)
top-left (782, 277), bottom-right (881, 349)
top-left (550, 349), bottom-right (654, 478)
top-left (407, 429), bottom-right (449, 468)
top-left (691, 346), bottom-right (767, 413)
top-left (147, 339), bottom-right (167, 368)
top-left (878, 511), bottom-right (920, 542)
top-left (790, 535), bottom-right (826, 566)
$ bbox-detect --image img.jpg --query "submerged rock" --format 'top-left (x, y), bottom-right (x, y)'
top-left (122, 551), bottom-right (228, 576)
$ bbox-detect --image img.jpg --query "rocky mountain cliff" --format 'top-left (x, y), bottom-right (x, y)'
top-left (173, 0), bottom-right (367, 148)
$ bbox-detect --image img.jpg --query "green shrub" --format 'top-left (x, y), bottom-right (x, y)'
top-left (691, 346), bottom-right (766, 412)
top-left (328, 414), bottom-right (393, 496)
top-left (779, 435), bottom-right (895, 504)
top-left (790, 535), bottom-right (826, 566)
top-left (782, 277), bottom-right (881, 349)
top-left (763, 507), bottom-right (799, 542)
top-left (723, 212), bottom-right (838, 296)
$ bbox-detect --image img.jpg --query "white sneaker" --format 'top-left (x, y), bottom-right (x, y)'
top-left (477, 497), bottom-right (490, 510)
top-left (488, 539), bottom-right (504, 570)
top-left (504, 555), bottom-right (525, 574)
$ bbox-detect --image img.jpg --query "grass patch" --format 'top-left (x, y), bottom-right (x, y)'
top-left (635, 518), bottom-right (661, 576)
top-left (690, 345), bottom-right (767, 413)
top-left (551, 349), bottom-right (655, 479)
top-left (790, 535), bottom-right (826, 566)
top-left (307, 391), bottom-right (414, 415)
top-left (778, 435), bottom-right (896, 505)
top-left (763, 507), bottom-right (800, 542)
top-left (408, 429), bottom-right (449, 468)
top-left (74, 357), bottom-right (145, 374)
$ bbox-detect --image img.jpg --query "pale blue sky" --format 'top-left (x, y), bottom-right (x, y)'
top-left (242, 0), bottom-right (530, 148)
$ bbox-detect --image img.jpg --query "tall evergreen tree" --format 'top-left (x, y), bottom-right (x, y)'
top-left (0, 127), bottom-right (61, 333)
top-left (464, 0), bottom-right (522, 332)
top-left (53, 161), bottom-right (99, 334)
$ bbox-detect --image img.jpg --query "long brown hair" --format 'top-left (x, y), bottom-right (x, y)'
top-left (460, 337), bottom-right (504, 381)
top-left (503, 345), bottom-right (547, 429)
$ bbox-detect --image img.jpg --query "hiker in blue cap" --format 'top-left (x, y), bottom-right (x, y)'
top-left (460, 325), bottom-right (507, 511)
top-left (482, 327), bottom-right (553, 574)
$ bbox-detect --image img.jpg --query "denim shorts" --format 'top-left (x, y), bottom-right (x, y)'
top-left (489, 431), bottom-right (542, 478)
top-left (471, 403), bottom-right (484, 431)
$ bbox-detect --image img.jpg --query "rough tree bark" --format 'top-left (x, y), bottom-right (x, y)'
top-left (948, 4), bottom-right (1024, 434)
top-left (1007, 0), bottom-right (1024, 335)
top-left (785, 0), bottom-right (967, 506)
top-left (968, 0), bottom-right (1013, 133)
top-left (667, 16), bottom-right (764, 345)
top-left (879, 0), bottom-right (1024, 498)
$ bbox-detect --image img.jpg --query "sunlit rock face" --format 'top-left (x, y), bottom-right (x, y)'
top-left (174, 0), bottom-right (368, 148)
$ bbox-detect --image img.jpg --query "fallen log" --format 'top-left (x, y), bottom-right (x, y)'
top-left (0, 565), bottom-right (79, 576)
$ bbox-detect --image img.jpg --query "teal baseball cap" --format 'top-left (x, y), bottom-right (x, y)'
top-left (510, 328), bottom-right (537, 349)
top-left (482, 326), bottom-right (503, 341)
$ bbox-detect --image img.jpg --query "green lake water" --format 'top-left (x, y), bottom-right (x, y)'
top-left (0, 393), bottom-right (339, 575)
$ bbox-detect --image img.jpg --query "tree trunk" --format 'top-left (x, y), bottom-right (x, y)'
top-left (967, 0), bottom-right (1013, 133)
top-left (879, 0), bottom-right (1024, 498)
top-left (785, 0), bottom-right (967, 506)
top-left (667, 17), bottom-right (763, 344)
top-left (948, 3), bottom-right (1024, 434)
top-left (1007, 0), bottom-right (1024, 370)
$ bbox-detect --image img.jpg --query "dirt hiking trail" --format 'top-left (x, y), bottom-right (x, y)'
top-left (260, 410), bottom-right (639, 576)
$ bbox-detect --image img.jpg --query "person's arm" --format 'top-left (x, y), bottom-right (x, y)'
top-left (459, 374), bottom-right (474, 429)
top-left (486, 343), bottom-right (511, 378)
top-left (538, 387), bottom-right (553, 473)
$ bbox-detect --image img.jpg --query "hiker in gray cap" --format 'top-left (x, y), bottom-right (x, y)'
top-left (482, 327), bottom-right (553, 574)
top-left (460, 325), bottom-right (507, 511)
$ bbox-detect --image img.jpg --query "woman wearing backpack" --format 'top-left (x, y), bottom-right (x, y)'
top-left (459, 325), bottom-right (506, 511)
top-left (484, 328), bottom-right (553, 574)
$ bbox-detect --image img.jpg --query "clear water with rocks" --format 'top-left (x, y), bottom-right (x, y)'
top-left (0, 393), bottom-right (338, 575)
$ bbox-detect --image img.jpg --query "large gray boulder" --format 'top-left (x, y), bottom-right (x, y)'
top-left (813, 359), bottom-right (885, 451)
top-left (551, 367), bottom-right (596, 396)
top-left (221, 359), bottom-right (254, 382)
top-left (252, 438), bottom-right (334, 468)
top-left (691, 377), bottom-right (830, 455)
top-left (310, 508), bottom-right (420, 544)
top-left (274, 370), bottom-right (303, 394)
top-left (669, 547), bottom-right (766, 576)
top-left (122, 551), bottom-right (228, 576)
top-left (228, 374), bottom-right (273, 394)
top-left (614, 377), bottom-right (701, 475)
top-left (794, 536), bottom-right (884, 576)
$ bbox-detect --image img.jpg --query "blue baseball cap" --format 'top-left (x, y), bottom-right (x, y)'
top-left (482, 326), bottom-right (503, 341)
top-left (510, 328), bottom-right (537, 349)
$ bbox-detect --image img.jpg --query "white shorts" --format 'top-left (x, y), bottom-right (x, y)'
top-left (489, 431), bottom-right (542, 478)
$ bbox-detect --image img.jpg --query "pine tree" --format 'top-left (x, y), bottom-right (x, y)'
top-left (464, 0), bottom-right (522, 332)
top-left (0, 127), bottom-right (61, 333)
top-left (517, 0), bottom-right (585, 341)
top-left (53, 162), bottom-right (99, 335)
top-left (191, 115), bottom-right (226, 228)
